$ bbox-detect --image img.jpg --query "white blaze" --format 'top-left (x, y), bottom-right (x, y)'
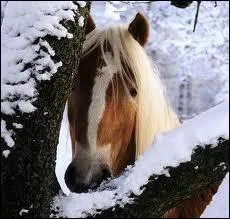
top-left (87, 53), bottom-right (116, 152)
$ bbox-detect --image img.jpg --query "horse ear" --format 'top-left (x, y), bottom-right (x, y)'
top-left (128, 13), bottom-right (149, 47)
top-left (85, 14), bottom-right (96, 35)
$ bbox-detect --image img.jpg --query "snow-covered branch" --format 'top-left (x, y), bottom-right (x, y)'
top-left (52, 101), bottom-right (229, 218)
top-left (91, 138), bottom-right (228, 218)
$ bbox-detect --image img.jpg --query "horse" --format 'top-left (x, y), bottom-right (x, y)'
top-left (64, 13), bottom-right (219, 218)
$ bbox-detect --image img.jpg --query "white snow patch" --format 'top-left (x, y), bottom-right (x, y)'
top-left (39, 39), bottom-right (55, 56)
top-left (2, 150), bottom-right (11, 158)
top-left (1, 120), bottom-right (15, 147)
top-left (201, 173), bottom-right (229, 218)
top-left (104, 2), bottom-right (120, 21)
top-left (78, 16), bottom-right (84, 27)
top-left (164, 171), bottom-right (170, 177)
top-left (13, 123), bottom-right (23, 129)
top-left (77, 1), bottom-right (86, 8)
top-left (18, 101), bottom-right (37, 113)
top-left (52, 101), bottom-right (229, 218)
top-left (19, 209), bottom-right (29, 216)
top-left (219, 162), bottom-right (226, 166)
top-left (55, 102), bottom-right (72, 195)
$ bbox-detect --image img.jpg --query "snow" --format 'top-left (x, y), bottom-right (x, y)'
top-left (77, 1), bottom-right (87, 8)
top-left (1, 120), bottom-right (14, 147)
top-left (52, 100), bottom-right (229, 218)
top-left (1, 1), bottom-right (7, 25)
top-left (19, 208), bottom-right (29, 216)
top-left (2, 150), bottom-right (11, 158)
top-left (104, 2), bottom-right (121, 21)
top-left (1, 1), bottom-right (80, 147)
top-left (39, 39), bottom-right (55, 56)
top-left (13, 123), bottom-right (23, 129)
top-left (201, 173), bottom-right (229, 218)
top-left (55, 102), bottom-right (72, 195)
top-left (18, 101), bottom-right (37, 113)
top-left (78, 16), bottom-right (84, 27)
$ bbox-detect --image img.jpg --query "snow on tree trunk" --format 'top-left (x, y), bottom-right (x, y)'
top-left (1, 1), bottom-right (90, 217)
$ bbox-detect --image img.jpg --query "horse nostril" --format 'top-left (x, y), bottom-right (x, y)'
top-left (64, 163), bottom-right (77, 190)
top-left (102, 166), bottom-right (111, 179)
top-left (64, 163), bottom-right (89, 193)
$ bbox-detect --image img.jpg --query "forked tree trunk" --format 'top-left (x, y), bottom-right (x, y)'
top-left (1, 2), bottom-right (90, 217)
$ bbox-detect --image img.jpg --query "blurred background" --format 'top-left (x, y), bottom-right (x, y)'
top-left (91, 1), bottom-right (229, 120)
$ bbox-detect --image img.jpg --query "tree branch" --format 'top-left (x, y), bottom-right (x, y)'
top-left (91, 138), bottom-right (229, 218)
top-left (193, 1), bottom-right (201, 32)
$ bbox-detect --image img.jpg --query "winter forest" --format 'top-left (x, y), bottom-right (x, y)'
top-left (1, 1), bottom-right (229, 218)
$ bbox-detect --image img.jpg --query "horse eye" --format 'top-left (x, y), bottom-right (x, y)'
top-left (130, 88), bottom-right (137, 97)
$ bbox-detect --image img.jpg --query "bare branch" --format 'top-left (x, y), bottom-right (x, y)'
top-left (193, 1), bottom-right (201, 32)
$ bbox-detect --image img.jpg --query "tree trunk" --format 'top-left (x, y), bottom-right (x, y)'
top-left (92, 138), bottom-right (229, 218)
top-left (1, 2), bottom-right (91, 217)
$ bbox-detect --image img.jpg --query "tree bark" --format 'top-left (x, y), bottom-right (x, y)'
top-left (1, 2), bottom-right (91, 218)
top-left (91, 138), bottom-right (229, 218)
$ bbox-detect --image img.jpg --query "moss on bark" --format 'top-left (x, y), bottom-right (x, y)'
top-left (91, 138), bottom-right (229, 218)
top-left (1, 2), bottom-right (91, 217)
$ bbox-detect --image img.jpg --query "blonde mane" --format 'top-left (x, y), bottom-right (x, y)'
top-left (82, 25), bottom-right (180, 159)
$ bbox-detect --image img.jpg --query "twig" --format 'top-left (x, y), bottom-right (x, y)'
top-left (193, 1), bottom-right (201, 32)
